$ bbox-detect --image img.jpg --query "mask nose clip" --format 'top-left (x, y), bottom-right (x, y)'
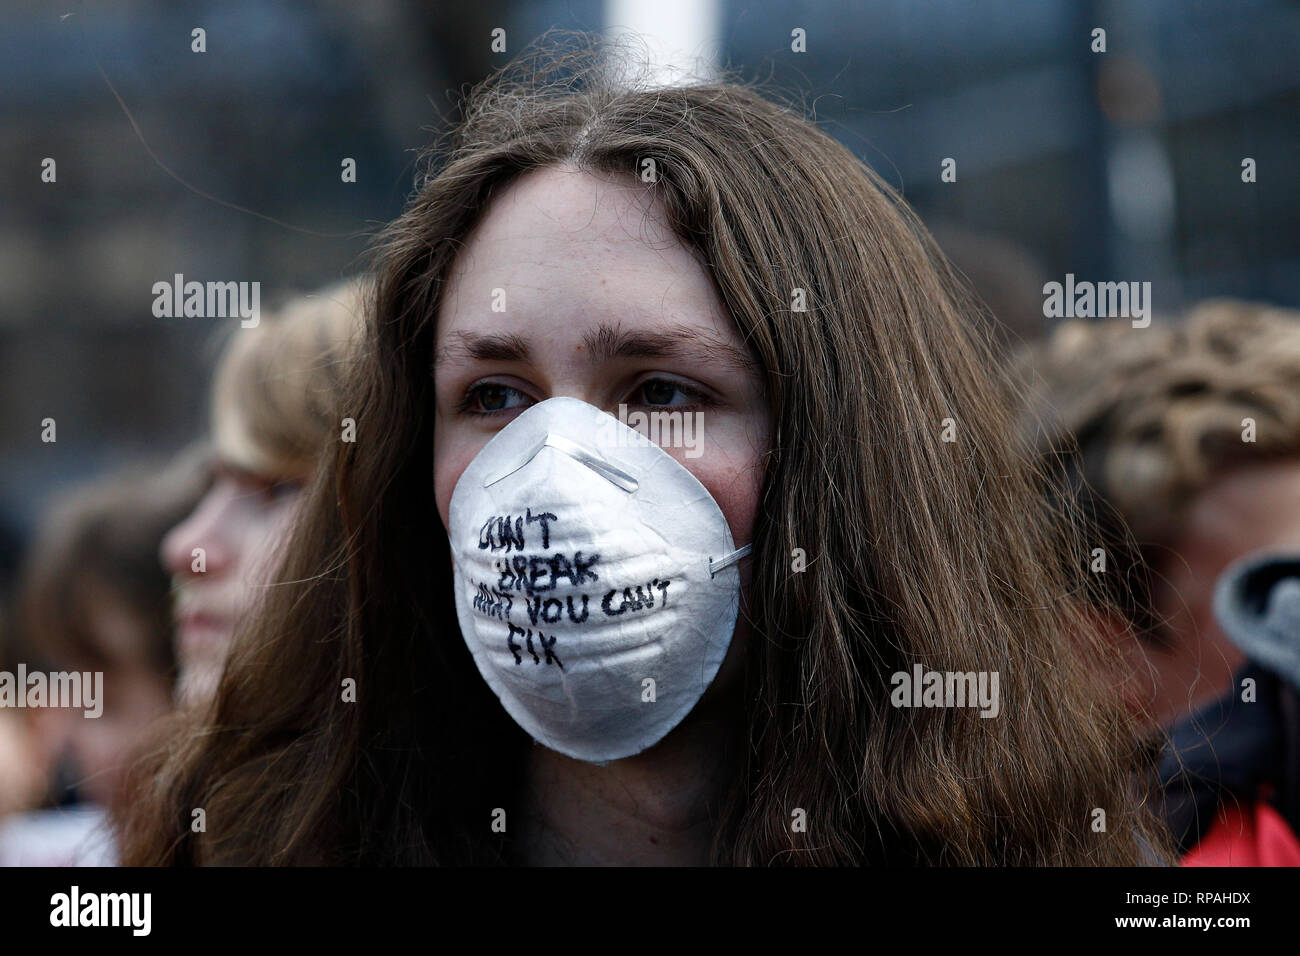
top-left (484, 432), bottom-right (639, 493)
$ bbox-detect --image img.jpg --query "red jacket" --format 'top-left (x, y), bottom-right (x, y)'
top-left (1183, 800), bottom-right (1300, 867)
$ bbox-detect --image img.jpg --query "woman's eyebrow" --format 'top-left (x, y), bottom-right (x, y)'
top-left (213, 459), bottom-right (272, 487)
top-left (584, 323), bottom-right (755, 371)
top-left (435, 323), bottom-right (755, 372)
top-left (435, 331), bottom-right (531, 368)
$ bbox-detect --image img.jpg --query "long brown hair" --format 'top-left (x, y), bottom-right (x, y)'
top-left (119, 31), bottom-right (1172, 865)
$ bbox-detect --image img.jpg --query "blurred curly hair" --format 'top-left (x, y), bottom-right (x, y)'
top-left (1014, 299), bottom-right (1300, 639)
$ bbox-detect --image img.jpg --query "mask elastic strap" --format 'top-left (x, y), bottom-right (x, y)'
top-left (484, 433), bottom-right (639, 493)
top-left (709, 543), bottom-right (752, 578)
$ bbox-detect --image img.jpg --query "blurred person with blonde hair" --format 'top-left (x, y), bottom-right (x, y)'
top-left (1016, 299), bottom-right (1300, 865)
top-left (161, 278), bottom-right (365, 708)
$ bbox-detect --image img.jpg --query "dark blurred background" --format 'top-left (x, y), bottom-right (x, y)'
top-left (2, 0), bottom-right (1297, 566)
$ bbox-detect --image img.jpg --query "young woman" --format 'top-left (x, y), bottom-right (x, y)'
top-left (120, 35), bottom-right (1172, 866)
top-left (161, 280), bottom-right (364, 708)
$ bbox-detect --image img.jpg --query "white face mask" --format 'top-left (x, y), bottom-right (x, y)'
top-left (447, 396), bottom-right (751, 763)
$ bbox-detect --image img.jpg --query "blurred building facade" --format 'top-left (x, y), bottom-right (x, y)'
top-left (1, 0), bottom-right (1295, 550)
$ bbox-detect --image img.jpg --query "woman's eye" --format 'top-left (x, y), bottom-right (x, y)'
top-left (462, 383), bottom-right (531, 415)
top-left (242, 476), bottom-right (301, 505)
top-left (632, 378), bottom-right (704, 408)
top-left (263, 478), bottom-right (303, 502)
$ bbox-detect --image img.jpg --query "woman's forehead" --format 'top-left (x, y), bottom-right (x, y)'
top-left (445, 168), bottom-right (693, 288)
top-left (473, 164), bottom-right (667, 242)
top-left (435, 167), bottom-right (736, 355)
